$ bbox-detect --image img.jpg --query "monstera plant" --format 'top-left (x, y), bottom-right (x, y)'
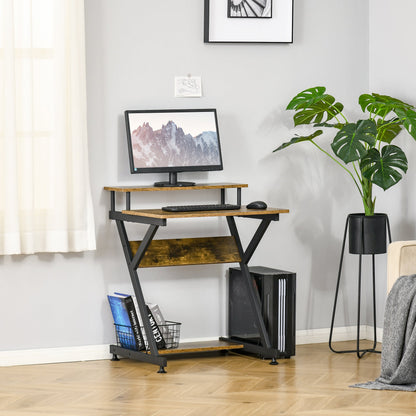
top-left (274, 87), bottom-right (416, 216)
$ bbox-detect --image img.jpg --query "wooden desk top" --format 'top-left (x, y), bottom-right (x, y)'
top-left (121, 206), bottom-right (289, 219)
top-left (104, 183), bottom-right (248, 192)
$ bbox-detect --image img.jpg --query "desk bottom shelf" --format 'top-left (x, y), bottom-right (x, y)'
top-left (110, 339), bottom-right (245, 372)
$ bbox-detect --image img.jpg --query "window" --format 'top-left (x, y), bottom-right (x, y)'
top-left (0, 0), bottom-right (96, 254)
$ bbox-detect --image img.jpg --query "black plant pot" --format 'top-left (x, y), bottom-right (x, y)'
top-left (348, 213), bottom-right (388, 255)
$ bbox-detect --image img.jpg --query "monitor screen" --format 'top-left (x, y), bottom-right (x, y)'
top-left (125, 108), bottom-right (223, 186)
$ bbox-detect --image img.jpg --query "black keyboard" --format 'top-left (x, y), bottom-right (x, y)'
top-left (162, 203), bottom-right (241, 212)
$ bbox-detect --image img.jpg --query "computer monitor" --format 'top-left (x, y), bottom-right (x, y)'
top-left (125, 108), bottom-right (223, 187)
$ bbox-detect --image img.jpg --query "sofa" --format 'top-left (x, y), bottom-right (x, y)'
top-left (387, 240), bottom-right (416, 292)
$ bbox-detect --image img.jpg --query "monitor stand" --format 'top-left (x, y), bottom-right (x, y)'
top-left (154, 172), bottom-right (195, 187)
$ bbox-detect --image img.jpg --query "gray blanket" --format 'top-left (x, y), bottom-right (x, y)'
top-left (352, 274), bottom-right (416, 391)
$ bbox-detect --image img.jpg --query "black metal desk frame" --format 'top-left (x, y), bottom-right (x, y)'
top-left (105, 183), bottom-right (288, 372)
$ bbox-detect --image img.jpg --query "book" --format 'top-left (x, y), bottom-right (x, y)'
top-left (114, 292), bottom-right (143, 326)
top-left (146, 303), bottom-right (166, 326)
top-left (107, 293), bottom-right (145, 351)
top-left (146, 305), bottom-right (166, 349)
top-left (147, 302), bottom-right (170, 340)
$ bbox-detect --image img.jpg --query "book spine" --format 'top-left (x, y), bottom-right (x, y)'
top-left (124, 296), bottom-right (146, 351)
top-left (147, 303), bottom-right (170, 341)
top-left (146, 305), bottom-right (166, 349)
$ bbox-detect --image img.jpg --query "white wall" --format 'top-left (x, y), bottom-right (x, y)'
top-left (367, 0), bottom-right (416, 323)
top-left (5, 0), bottom-right (412, 353)
top-left (369, 0), bottom-right (416, 227)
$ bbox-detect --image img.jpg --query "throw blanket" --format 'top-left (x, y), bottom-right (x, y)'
top-left (352, 274), bottom-right (416, 391)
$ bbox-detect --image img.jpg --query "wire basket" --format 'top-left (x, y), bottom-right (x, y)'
top-left (115, 321), bottom-right (181, 351)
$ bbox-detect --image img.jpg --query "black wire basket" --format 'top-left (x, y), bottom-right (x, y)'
top-left (115, 321), bottom-right (181, 351)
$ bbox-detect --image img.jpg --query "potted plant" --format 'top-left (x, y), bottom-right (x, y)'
top-left (274, 86), bottom-right (416, 253)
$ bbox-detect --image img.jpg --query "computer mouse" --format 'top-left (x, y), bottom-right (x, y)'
top-left (246, 201), bottom-right (267, 209)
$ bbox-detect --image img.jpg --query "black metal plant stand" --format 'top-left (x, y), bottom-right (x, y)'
top-left (329, 213), bottom-right (391, 358)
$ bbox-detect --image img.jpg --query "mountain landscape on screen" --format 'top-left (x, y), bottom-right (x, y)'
top-left (131, 120), bottom-right (221, 168)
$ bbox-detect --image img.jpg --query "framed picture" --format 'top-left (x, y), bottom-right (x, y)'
top-left (204, 0), bottom-right (293, 43)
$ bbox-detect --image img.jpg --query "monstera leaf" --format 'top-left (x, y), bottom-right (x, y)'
top-left (273, 130), bottom-right (323, 152)
top-left (286, 87), bottom-right (344, 126)
top-left (376, 118), bottom-right (402, 143)
top-left (395, 107), bottom-right (416, 140)
top-left (359, 93), bottom-right (414, 118)
top-left (286, 86), bottom-right (329, 110)
top-left (330, 120), bottom-right (377, 163)
top-left (360, 145), bottom-right (408, 190)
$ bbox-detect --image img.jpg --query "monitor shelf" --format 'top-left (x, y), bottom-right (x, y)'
top-left (104, 182), bottom-right (248, 192)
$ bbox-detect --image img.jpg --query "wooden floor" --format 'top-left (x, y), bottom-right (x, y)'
top-left (1, 341), bottom-right (415, 415)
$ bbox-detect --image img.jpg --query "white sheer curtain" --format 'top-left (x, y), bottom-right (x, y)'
top-left (0, 0), bottom-right (96, 255)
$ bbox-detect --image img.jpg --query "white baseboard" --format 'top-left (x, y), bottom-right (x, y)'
top-left (0, 344), bottom-right (111, 367)
top-left (296, 325), bottom-right (383, 345)
top-left (0, 326), bottom-right (383, 367)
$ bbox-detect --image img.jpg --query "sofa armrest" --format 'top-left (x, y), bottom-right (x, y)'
top-left (387, 240), bottom-right (416, 293)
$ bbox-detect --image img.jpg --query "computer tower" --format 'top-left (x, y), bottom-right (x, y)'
top-left (228, 266), bottom-right (296, 358)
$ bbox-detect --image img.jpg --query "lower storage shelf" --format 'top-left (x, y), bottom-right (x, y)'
top-left (110, 339), bottom-right (244, 366)
top-left (157, 339), bottom-right (245, 355)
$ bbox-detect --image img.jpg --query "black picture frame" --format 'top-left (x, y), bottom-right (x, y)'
top-left (204, 0), bottom-right (293, 44)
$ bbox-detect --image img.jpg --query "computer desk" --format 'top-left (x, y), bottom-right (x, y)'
top-left (104, 183), bottom-right (289, 372)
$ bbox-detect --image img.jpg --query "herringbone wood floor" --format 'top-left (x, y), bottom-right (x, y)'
top-left (1, 341), bottom-right (415, 415)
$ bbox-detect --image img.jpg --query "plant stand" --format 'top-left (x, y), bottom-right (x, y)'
top-left (329, 213), bottom-right (391, 358)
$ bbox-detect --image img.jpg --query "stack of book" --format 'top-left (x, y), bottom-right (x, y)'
top-left (107, 293), bottom-right (179, 350)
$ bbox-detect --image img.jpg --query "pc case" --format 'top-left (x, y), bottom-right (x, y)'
top-left (227, 266), bottom-right (296, 358)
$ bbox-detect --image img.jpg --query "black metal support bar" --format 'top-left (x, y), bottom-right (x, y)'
top-left (226, 217), bottom-right (244, 258)
top-left (355, 254), bottom-right (377, 358)
top-left (356, 254), bottom-right (363, 357)
top-left (242, 214), bottom-right (280, 221)
top-left (220, 187), bottom-right (241, 205)
top-left (226, 216), bottom-right (273, 351)
top-left (329, 217), bottom-right (349, 351)
top-left (109, 211), bottom-right (166, 226)
top-left (237, 188), bottom-right (241, 206)
top-left (110, 191), bottom-right (115, 212)
top-left (386, 216), bottom-right (392, 242)
top-left (110, 345), bottom-right (167, 368)
top-left (115, 218), bottom-right (134, 261)
top-left (131, 224), bottom-right (159, 270)
top-left (126, 192), bottom-right (131, 211)
top-left (371, 254), bottom-right (377, 348)
top-left (242, 219), bottom-right (272, 264)
top-left (114, 220), bottom-right (162, 362)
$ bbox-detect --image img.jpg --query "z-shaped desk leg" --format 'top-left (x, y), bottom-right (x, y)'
top-left (226, 216), bottom-right (278, 365)
top-left (115, 219), bottom-right (168, 372)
